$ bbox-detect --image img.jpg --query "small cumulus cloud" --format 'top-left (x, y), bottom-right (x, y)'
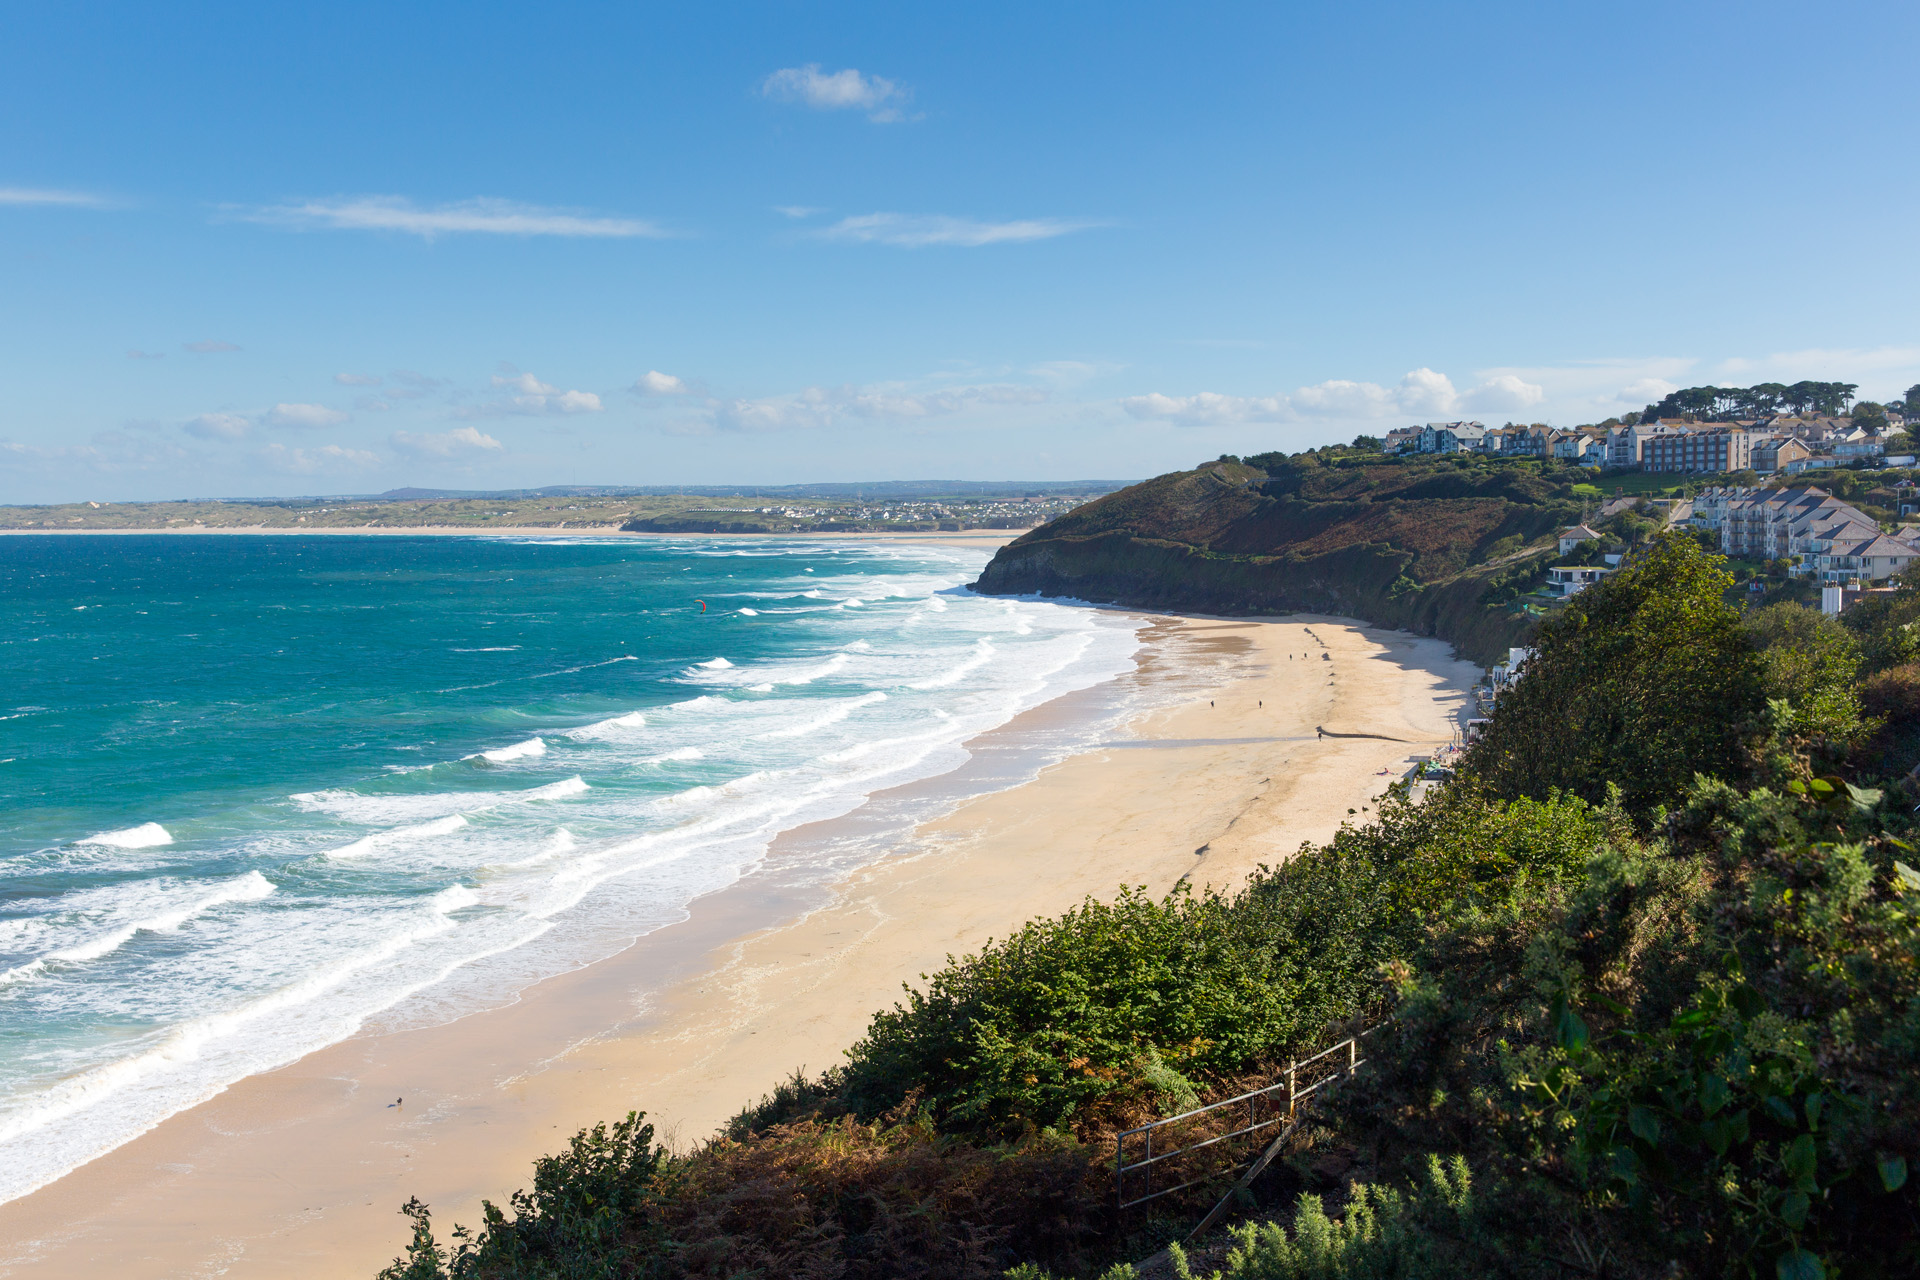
top-left (1617, 377), bottom-right (1679, 403)
top-left (1292, 368), bottom-right (1458, 417)
top-left (815, 213), bottom-right (1104, 248)
top-left (468, 372), bottom-right (604, 416)
top-left (238, 196), bottom-right (669, 240)
top-left (182, 412), bottom-right (252, 440)
top-left (0, 187), bottom-right (108, 207)
top-left (761, 65), bottom-right (910, 122)
top-left (268, 402), bottom-right (350, 429)
top-left (184, 340), bottom-right (240, 353)
top-left (391, 426), bottom-right (504, 457)
top-left (1458, 373), bottom-right (1547, 413)
top-left (632, 370), bottom-right (689, 395)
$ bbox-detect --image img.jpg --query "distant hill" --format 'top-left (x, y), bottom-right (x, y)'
top-left (973, 453), bottom-right (1596, 663)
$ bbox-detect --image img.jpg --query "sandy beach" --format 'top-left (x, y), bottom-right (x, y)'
top-left (0, 611), bottom-right (1477, 1280)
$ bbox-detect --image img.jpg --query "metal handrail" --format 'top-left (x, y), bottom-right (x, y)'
top-left (1114, 1027), bottom-right (1376, 1211)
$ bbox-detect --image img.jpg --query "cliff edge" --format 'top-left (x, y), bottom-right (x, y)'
top-left (972, 453), bottom-right (1589, 665)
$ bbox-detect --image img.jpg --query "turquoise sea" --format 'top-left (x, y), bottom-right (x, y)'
top-left (0, 534), bottom-right (1141, 1203)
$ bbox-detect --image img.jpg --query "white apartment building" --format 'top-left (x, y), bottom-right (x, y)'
top-left (1690, 485), bottom-right (1920, 580)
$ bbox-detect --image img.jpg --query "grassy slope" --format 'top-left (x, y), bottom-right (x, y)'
top-left (975, 455), bottom-right (1587, 665)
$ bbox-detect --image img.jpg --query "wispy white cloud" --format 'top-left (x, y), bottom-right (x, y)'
top-left (258, 442), bottom-right (380, 473)
top-left (773, 205), bottom-right (823, 219)
top-left (1028, 360), bottom-right (1122, 388)
top-left (391, 426), bottom-right (504, 457)
top-left (126, 349), bottom-right (165, 360)
top-left (184, 340), bottom-right (240, 353)
top-left (386, 370), bottom-right (444, 399)
top-left (1120, 391), bottom-right (1292, 427)
top-left (632, 370), bottom-right (689, 396)
top-left (815, 213), bottom-right (1103, 248)
top-left (238, 196), bottom-right (669, 240)
top-left (0, 187), bottom-right (108, 207)
top-left (182, 412), bottom-right (252, 440)
top-left (268, 402), bottom-right (350, 429)
top-left (1175, 338), bottom-right (1269, 349)
top-left (1477, 348), bottom-right (1920, 419)
top-left (1714, 345), bottom-right (1920, 385)
top-left (761, 65), bottom-right (910, 122)
top-left (4, 429), bottom-right (196, 473)
top-left (705, 381), bottom-right (1046, 432)
top-left (457, 373), bottom-right (603, 417)
top-left (334, 372), bottom-right (381, 386)
top-left (1121, 367), bottom-right (1544, 427)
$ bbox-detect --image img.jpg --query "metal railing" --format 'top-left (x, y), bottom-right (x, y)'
top-left (1114, 1029), bottom-right (1374, 1211)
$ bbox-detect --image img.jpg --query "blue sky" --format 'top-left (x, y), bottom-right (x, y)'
top-left (4, 0), bottom-right (1918, 502)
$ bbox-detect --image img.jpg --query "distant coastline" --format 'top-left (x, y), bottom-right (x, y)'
top-left (0, 525), bottom-right (1024, 546)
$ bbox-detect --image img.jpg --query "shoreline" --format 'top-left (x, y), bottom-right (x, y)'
top-left (0, 611), bottom-right (1477, 1279)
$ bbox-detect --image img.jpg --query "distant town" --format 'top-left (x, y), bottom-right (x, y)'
top-left (0, 484), bottom-right (1122, 535)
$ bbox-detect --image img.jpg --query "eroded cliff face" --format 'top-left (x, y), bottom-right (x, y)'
top-left (972, 458), bottom-right (1568, 665)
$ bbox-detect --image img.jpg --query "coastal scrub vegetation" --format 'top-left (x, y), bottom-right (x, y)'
top-left (382, 533), bottom-right (1920, 1280)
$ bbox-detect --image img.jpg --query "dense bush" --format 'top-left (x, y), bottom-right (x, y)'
top-left (837, 789), bottom-right (1609, 1137)
top-left (1469, 533), bottom-right (1769, 813)
top-left (1011, 1157), bottom-right (1560, 1280)
top-left (1741, 602), bottom-right (1866, 748)
top-left (1313, 778), bottom-right (1920, 1278)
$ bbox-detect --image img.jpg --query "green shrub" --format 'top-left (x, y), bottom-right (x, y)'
top-left (1469, 532), bottom-right (1769, 816)
top-left (839, 787), bottom-right (1609, 1137)
top-left (379, 1112), bottom-right (669, 1280)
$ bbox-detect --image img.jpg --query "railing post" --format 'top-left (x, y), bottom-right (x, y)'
top-left (1286, 1061), bottom-right (1297, 1119)
top-left (1348, 1037), bottom-right (1357, 1074)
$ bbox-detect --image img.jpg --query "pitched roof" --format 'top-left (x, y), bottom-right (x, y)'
top-left (1837, 534), bottom-right (1919, 559)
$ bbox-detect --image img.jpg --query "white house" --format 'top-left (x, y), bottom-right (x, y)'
top-left (1558, 524), bottom-right (1603, 555)
top-left (1547, 565), bottom-right (1610, 597)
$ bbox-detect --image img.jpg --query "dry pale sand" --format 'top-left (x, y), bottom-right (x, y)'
top-left (0, 613), bottom-right (1476, 1280)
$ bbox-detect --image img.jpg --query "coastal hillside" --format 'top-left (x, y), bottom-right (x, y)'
top-left (971, 451), bottom-right (1597, 664)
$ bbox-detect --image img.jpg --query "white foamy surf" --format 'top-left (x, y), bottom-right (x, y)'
top-left (75, 822), bottom-right (172, 849)
top-left (0, 539), bottom-right (1148, 1209)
